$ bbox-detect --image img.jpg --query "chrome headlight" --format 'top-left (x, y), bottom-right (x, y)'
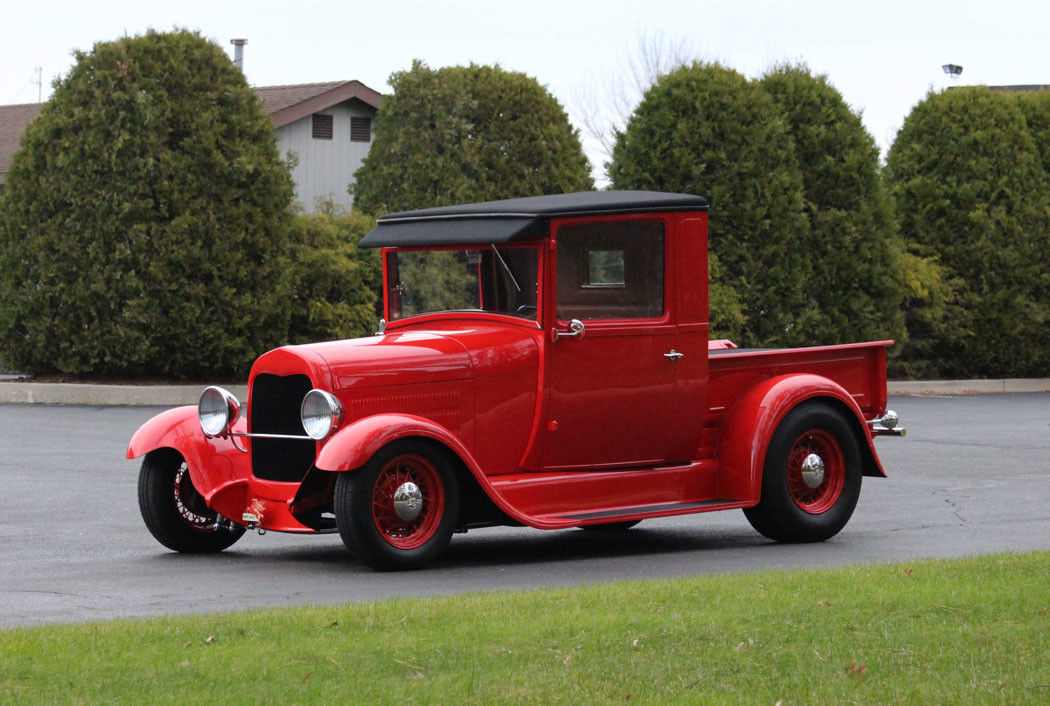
top-left (198, 386), bottom-right (240, 437)
top-left (300, 389), bottom-right (344, 441)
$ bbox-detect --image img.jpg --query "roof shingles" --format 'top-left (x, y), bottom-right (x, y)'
top-left (254, 81), bottom-right (349, 115)
top-left (0, 103), bottom-right (44, 186)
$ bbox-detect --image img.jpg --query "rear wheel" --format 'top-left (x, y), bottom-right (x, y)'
top-left (335, 440), bottom-right (459, 570)
top-left (137, 449), bottom-right (245, 553)
top-left (743, 402), bottom-right (861, 542)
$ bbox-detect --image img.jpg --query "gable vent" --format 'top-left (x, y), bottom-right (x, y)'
top-left (312, 113), bottom-right (334, 140)
top-left (350, 116), bottom-right (372, 142)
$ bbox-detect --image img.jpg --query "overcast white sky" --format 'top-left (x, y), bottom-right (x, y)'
top-left (5, 0), bottom-right (1049, 180)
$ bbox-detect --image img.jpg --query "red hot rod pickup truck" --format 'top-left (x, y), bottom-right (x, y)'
top-left (128, 191), bottom-right (903, 570)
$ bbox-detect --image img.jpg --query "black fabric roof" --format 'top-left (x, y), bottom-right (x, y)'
top-left (358, 191), bottom-right (709, 248)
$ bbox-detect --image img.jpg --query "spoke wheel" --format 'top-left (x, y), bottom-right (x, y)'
top-left (138, 448), bottom-right (245, 553)
top-left (335, 440), bottom-right (459, 570)
top-left (785, 429), bottom-right (845, 514)
top-left (173, 462), bottom-right (221, 531)
top-left (370, 454), bottom-right (445, 550)
top-left (743, 402), bottom-right (862, 543)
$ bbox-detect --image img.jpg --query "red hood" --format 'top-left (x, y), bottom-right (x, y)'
top-left (251, 321), bottom-right (539, 392)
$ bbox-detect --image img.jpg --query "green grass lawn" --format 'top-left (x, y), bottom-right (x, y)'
top-left (2, 552), bottom-right (1048, 705)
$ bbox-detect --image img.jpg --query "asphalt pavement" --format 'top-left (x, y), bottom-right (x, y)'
top-left (1, 393), bottom-right (1048, 628)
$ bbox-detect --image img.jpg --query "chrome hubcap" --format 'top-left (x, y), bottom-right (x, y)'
top-left (800, 453), bottom-right (826, 489)
top-left (392, 481), bottom-right (423, 521)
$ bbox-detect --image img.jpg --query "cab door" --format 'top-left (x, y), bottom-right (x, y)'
top-left (541, 217), bottom-right (680, 470)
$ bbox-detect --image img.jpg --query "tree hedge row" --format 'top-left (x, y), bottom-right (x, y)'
top-left (611, 63), bottom-right (1050, 379)
top-left (0, 49), bottom-right (585, 379)
top-left (610, 62), bottom-right (915, 352)
top-left (885, 87), bottom-right (1050, 379)
top-left (0, 31), bottom-right (381, 380)
top-left (2, 35), bottom-right (1047, 381)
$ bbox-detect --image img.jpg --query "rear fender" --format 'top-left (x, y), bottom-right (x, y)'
top-left (716, 374), bottom-right (886, 504)
top-left (315, 414), bottom-right (538, 526)
top-left (126, 406), bottom-right (251, 511)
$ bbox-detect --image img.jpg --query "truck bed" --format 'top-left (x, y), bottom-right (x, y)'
top-left (707, 340), bottom-right (892, 424)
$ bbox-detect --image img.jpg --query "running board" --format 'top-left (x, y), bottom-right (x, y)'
top-left (555, 499), bottom-right (737, 522)
top-left (486, 460), bottom-right (756, 529)
top-left (531, 498), bottom-right (752, 528)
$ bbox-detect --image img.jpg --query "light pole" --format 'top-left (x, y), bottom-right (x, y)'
top-left (942, 64), bottom-right (963, 80)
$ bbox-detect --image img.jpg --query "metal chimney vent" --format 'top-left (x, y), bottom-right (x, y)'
top-left (231, 38), bottom-right (247, 71)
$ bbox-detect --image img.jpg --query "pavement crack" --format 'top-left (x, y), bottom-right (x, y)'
top-left (914, 439), bottom-right (1050, 452)
top-left (16, 589), bottom-right (93, 598)
top-left (945, 497), bottom-right (967, 525)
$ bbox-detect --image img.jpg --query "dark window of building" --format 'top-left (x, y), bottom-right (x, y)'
top-left (312, 113), bottom-right (333, 140)
top-left (350, 116), bottom-right (372, 142)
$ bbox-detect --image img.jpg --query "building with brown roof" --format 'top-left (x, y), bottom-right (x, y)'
top-left (0, 80), bottom-right (382, 212)
top-left (0, 103), bottom-right (44, 189)
top-left (260, 80), bottom-right (383, 211)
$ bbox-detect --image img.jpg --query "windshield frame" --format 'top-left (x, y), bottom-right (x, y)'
top-left (381, 242), bottom-right (545, 328)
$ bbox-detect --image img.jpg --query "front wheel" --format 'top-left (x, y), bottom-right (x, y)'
top-left (334, 440), bottom-right (460, 570)
top-left (137, 449), bottom-right (245, 553)
top-left (743, 402), bottom-right (862, 543)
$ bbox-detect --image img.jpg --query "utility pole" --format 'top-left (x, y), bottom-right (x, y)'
top-left (32, 67), bottom-right (43, 102)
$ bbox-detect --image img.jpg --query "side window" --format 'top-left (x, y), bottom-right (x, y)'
top-left (556, 221), bottom-right (664, 320)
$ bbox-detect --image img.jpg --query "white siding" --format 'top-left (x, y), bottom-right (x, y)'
top-left (276, 100), bottom-right (375, 213)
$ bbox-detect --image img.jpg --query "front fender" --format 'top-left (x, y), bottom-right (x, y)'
top-left (127, 406), bottom-right (199, 460)
top-left (126, 406), bottom-right (251, 510)
top-left (716, 374), bottom-right (886, 504)
top-left (315, 413), bottom-right (477, 473)
top-left (315, 414), bottom-right (549, 528)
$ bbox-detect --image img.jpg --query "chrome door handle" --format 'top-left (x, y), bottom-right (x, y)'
top-left (552, 319), bottom-right (585, 341)
top-left (663, 349), bottom-right (684, 360)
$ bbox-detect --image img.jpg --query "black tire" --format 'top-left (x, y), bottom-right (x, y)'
top-left (743, 402), bottom-right (862, 543)
top-left (579, 520), bottom-right (641, 531)
top-left (137, 448), bottom-right (245, 553)
top-left (334, 440), bottom-right (460, 571)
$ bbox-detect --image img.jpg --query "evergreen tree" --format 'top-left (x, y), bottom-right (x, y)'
top-left (352, 61), bottom-right (593, 215)
top-left (285, 207), bottom-right (381, 344)
top-left (760, 63), bottom-right (905, 345)
top-left (0, 29), bottom-right (294, 378)
top-left (1016, 90), bottom-right (1050, 180)
top-left (610, 63), bottom-right (812, 347)
top-left (885, 87), bottom-right (1050, 377)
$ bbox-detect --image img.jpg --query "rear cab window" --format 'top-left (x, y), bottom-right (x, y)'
top-left (555, 220), bottom-right (665, 321)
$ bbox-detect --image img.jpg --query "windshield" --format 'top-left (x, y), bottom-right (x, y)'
top-left (386, 245), bottom-right (540, 322)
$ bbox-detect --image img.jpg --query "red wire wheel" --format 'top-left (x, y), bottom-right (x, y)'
top-left (335, 440), bottom-right (460, 570)
top-left (370, 453), bottom-right (445, 549)
top-left (784, 428), bottom-right (845, 514)
top-left (743, 402), bottom-right (862, 543)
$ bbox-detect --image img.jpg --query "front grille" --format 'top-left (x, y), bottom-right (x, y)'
top-left (250, 373), bottom-right (316, 482)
